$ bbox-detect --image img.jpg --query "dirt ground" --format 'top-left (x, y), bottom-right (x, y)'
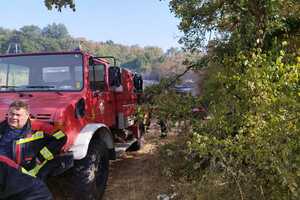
top-left (103, 126), bottom-right (174, 200)
top-left (50, 122), bottom-right (176, 200)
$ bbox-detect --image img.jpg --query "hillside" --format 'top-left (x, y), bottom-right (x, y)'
top-left (0, 24), bottom-right (187, 76)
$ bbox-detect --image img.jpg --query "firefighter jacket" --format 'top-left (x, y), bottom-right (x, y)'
top-left (0, 120), bottom-right (66, 178)
top-left (0, 155), bottom-right (53, 200)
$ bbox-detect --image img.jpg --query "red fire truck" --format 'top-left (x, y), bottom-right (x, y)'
top-left (0, 50), bottom-right (143, 199)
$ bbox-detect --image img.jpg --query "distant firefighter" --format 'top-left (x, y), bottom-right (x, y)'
top-left (159, 119), bottom-right (167, 138)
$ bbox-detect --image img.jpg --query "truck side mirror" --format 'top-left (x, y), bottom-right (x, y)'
top-left (133, 73), bottom-right (143, 93)
top-left (109, 67), bottom-right (121, 87)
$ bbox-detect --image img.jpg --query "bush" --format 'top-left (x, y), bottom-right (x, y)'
top-left (158, 48), bottom-right (299, 199)
top-left (187, 49), bottom-right (300, 199)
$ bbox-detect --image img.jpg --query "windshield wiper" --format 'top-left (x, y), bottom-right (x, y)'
top-left (0, 85), bottom-right (18, 91)
top-left (0, 85), bottom-right (17, 88)
top-left (24, 85), bottom-right (63, 95)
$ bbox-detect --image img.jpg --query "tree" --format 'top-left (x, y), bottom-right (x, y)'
top-left (20, 25), bottom-right (42, 37)
top-left (156, 0), bottom-right (300, 199)
top-left (0, 28), bottom-right (12, 53)
top-left (19, 25), bottom-right (43, 52)
top-left (44, 0), bottom-right (75, 11)
top-left (42, 23), bottom-right (70, 39)
top-left (169, 0), bottom-right (300, 52)
top-left (0, 24), bottom-right (183, 75)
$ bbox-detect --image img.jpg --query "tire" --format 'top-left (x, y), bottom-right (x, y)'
top-left (71, 139), bottom-right (109, 200)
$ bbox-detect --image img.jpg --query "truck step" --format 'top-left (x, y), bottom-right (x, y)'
top-left (115, 138), bottom-right (137, 158)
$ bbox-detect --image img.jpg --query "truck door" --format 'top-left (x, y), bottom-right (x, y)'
top-left (89, 63), bottom-right (115, 126)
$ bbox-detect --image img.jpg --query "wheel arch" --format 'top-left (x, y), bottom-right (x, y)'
top-left (69, 123), bottom-right (114, 160)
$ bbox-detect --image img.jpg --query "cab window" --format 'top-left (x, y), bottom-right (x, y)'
top-left (89, 64), bottom-right (105, 91)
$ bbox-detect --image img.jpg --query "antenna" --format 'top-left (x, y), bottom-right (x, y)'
top-left (6, 43), bottom-right (22, 54)
top-left (6, 35), bottom-right (22, 54)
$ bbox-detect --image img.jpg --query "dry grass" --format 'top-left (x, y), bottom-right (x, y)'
top-left (103, 127), bottom-right (176, 200)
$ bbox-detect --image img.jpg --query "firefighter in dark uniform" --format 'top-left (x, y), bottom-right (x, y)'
top-left (0, 100), bottom-right (66, 200)
top-left (159, 119), bottom-right (167, 138)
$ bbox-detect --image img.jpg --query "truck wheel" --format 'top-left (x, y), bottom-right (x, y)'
top-left (71, 139), bottom-right (109, 200)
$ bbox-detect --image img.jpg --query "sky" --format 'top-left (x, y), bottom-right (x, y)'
top-left (0, 0), bottom-right (182, 51)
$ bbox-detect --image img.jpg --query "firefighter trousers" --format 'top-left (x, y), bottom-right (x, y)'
top-left (0, 156), bottom-right (53, 200)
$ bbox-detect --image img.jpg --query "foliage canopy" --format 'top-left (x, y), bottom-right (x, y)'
top-left (152, 0), bottom-right (300, 199)
top-left (44, 0), bottom-right (75, 11)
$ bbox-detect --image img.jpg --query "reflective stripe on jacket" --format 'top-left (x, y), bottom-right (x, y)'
top-left (0, 120), bottom-right (67, 177)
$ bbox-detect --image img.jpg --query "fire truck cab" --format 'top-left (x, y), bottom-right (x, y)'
top-left (0, 50), bottom-right (143, 199)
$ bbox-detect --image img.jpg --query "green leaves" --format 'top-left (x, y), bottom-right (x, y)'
top-left (170, 0), bottom-right (300, 52)
top-left (44, 0), bottom-right (76, 11)
top-left (192, 49), bottom-right (299, 198)
top-left (160, 0), bottom-right (300, 198)
top-left (157, 47), bottom-right (299, 199)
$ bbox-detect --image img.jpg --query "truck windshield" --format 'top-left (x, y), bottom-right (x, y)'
top-left (0, 53), bottom-right (83, 92)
